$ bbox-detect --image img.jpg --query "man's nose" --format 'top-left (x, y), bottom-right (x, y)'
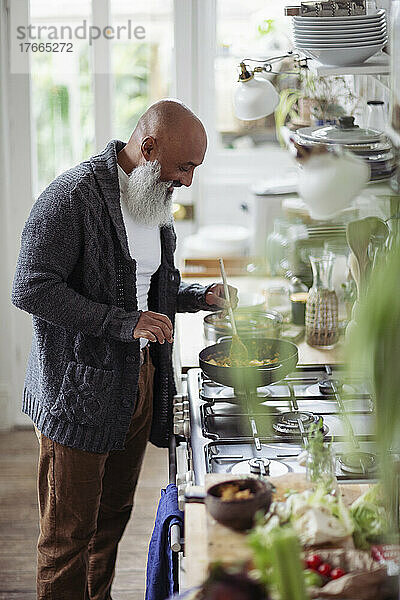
top-left (180, 171), bottom-right (194, 187)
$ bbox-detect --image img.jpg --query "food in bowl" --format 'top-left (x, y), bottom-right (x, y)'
top-left (206, 478), bottom-right (273, 531)
top-left (219, 483), bottom-right (254, 502)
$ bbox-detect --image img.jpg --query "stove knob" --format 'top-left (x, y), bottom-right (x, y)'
top-left (178, 481), bottom-right (190, 511)
top-left (174, 419), bottom-right (185, 436)
top-left (183, 419), bottom-right (190, 438)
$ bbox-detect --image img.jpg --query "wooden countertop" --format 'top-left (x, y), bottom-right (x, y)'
top-left (184, 475), bottom-right (370, 590)
top-left (176, 276), bottom-right (343, 370)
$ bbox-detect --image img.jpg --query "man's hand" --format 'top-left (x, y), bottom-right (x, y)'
top-left (133, 311), bottom-right (173, 344)
top-left (205, 283), bottom-right (238, 311)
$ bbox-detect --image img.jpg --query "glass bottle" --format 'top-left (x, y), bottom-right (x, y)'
top-left (305, 253), bottom-right (339, 349)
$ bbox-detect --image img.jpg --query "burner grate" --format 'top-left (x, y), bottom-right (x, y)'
top-left (339, 451), bottom-right (377, 475)
top-left (272, 411), bottom-right (327, 437)
top-left (231, 458), bottom-right (289, 477)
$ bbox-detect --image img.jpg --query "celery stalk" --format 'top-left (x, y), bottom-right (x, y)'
top-left (268, 527), bottom-right (309, 600)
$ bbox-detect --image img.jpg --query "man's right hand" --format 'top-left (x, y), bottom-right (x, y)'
top-left (133, 311), bottom-right (173, 344)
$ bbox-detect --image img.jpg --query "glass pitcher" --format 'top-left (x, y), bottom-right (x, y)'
top-left (305, 253), bottom-right (339, 349)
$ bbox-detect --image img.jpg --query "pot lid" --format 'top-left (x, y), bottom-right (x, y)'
top-left (297, 116), bottom-right (383, 145)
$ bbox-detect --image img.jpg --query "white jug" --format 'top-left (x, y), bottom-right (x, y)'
top-left (297, 151), bottom-right (370, 220)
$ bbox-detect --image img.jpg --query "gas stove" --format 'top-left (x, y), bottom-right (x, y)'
top-left (174, 364), bottom-right (386, 495)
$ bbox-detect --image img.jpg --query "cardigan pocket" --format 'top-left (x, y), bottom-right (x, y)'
top-left (50, 361), bottom-right (114, 426)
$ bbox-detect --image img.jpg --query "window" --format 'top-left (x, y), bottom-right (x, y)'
top-left (29, 0), bottom-right (174, 194)
top-left (111, 1), bottom-right (174, 141)
top-left (215, 0), bottom-right (292, 149)
top-left (30, 1), bottom-right (95, 196)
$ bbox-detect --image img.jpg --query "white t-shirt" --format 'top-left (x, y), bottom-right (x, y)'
top-left (117, 164), bottom-right (161, 348)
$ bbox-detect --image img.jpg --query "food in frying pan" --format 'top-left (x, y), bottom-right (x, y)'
top-left (206, 352), bottom-right (280, 368)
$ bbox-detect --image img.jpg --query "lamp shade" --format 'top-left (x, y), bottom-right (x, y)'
top-left (234, 76), bottom-right (280, 121)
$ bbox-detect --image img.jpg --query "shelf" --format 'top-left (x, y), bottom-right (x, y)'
top-left (305, 53), bottom-right (389, 76)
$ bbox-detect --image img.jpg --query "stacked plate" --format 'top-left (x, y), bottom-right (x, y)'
top-left (293, 9), bottom-right (387, 66)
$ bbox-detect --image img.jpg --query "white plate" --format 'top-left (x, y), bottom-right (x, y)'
top-left (293, 9), bottom-right (385, 23)
top-left (295, 38), bottom-right (386, 48)
top-left (293, 15), bottom-right (385, 25)
top-left (293, 23), bottom-right (386, 33)
top-left (301, 45), bottom-right (383, 66)
top-left (294, 35), bottom-right (387, 45)
top-left (294, 31), bottom-right (386, 40)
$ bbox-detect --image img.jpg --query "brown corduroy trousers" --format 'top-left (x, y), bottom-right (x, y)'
top-left (36, 346), bottom-right (155, 600)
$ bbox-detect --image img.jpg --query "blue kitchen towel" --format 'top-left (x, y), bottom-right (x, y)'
top-left (145, 484), bottom-right (184, 600)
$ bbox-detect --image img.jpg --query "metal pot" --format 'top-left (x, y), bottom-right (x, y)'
top-left (203, 310), bottom-right (283, 344)
top-left (296, 116), bottom-right (395, 182)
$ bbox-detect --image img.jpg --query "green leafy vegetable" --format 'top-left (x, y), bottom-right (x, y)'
top-left (350, 485), bottom-right (390, 550)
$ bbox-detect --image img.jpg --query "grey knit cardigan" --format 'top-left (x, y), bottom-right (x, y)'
top-left (12, 140), bottom-right (214, 452)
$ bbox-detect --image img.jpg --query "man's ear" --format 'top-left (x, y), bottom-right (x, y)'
top-left (141, 136), bottom-right (156, 161)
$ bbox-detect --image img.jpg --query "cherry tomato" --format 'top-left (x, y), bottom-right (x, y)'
top-left (318, 563), bottom-right (332, 577)
top-left (331, 568), bottom-right (346, 580)
top-left (306, 554), bottom-right (322, 570)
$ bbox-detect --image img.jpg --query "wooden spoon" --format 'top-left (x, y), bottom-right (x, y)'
top-left (219, 258), bottom-right (249, 366)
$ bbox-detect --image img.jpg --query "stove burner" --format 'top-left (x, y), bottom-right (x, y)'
top-left (249, 457), bottom-right (270, 475)
top-left (273, 412), bottom-right (328, 437)
top-left (231, 458), bottom-right (289, 477)
top-left (202, 383), bottom-right (271, 403)
top-left (339, 451), bottom-right (378, 475)
top-left (319, 378), bottom-right (342, 395)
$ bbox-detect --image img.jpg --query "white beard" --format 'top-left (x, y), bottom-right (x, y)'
top-left (124, 160), bottom-right (174, 227)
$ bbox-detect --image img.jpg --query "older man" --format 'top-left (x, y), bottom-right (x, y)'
top-left (12, 99), bottom-right (237, 600)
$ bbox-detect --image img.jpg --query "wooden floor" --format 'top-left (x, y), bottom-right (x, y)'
top-left (0, 428), bottom-right (168, 600)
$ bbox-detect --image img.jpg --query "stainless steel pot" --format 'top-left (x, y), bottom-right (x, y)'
top-left (204, 310), bottom-right (283, 344)
top-left (296, 116), bottom-right (395, 182)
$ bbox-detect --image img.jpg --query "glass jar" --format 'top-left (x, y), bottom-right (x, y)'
top-left (289, 277), bottom-right (308, 325)
top-left (306, 446), bottom-right (337, 493)
top-left (264, 285), bottom-right (291, 322)
top-left (305, 253), bottom-right (339, 349)
top-left (366, 100), bottom-right (387, 132)
top-left (266, 219), bottom-right (290, 277)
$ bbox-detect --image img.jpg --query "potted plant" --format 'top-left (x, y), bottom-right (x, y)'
top-left (275, 71), bottom-right (360, 145)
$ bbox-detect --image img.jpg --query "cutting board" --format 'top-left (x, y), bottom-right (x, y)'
top-left (204, 473), bottom-right (371, 566)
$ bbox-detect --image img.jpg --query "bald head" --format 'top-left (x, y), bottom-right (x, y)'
top-left (118, 99), bottom-right (207, 188)
top-left (135, 100), bottom-right (206, 141)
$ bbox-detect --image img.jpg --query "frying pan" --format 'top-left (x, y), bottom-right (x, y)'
top-left (199, 336), bottom-right (299, 391)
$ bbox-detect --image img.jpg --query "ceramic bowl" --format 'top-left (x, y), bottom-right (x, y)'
top-left (300, 45), bottom-right (384, 66)
top-left (205, 478), bottom-right (273, 531)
